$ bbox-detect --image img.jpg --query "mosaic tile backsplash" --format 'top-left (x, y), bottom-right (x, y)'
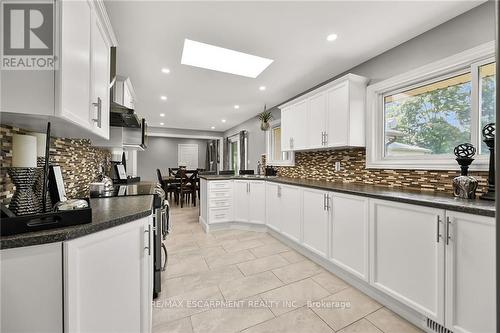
top-left (0, 125), bottom-right (111, 203)
top-left (275, 148), bottom-right (489, 195)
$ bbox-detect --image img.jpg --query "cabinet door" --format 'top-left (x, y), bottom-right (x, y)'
top-left (288, 101), bottom-right (308, 150)
top-left (59, 0), bottom-right (92, 128)
top-left (445, 211), bottom-right (495, 333)
top-left (326, 81), bottom-right (349, 147)
top-left (233, 181), bottom-right (249, 222)
top-left (64, 217), bottom-right (152, 332)
top-left (90, 12), bottom-right (110, 139)
top-left (370, 200), bottom-right (445, 323)
top-left (265, 183), bottom-right (281, 232)
top-left (1, 243), bottom-right (63, 333)
top-left (280, 185), bottom-right (301, 243)
top-left (302, 188), bottom-right (329, 257)
top-left (280, 107), bottom-right (292, 151)
top-left (331, 193), bottom-right (369, 281)
top-left (248, 181), bottom-right (266, 224)
top-left (307, 92), bottom-right (327, 149)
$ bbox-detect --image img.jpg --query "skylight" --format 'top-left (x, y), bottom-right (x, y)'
top-left (181, 39), bottom-right (273, 78)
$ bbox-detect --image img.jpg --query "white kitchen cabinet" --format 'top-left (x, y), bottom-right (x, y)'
top-left (234, 180), bottom-right (266, 224)
top-left (234, 180), bottom-right (250, 222)
top-left (280, 185), bottom-right (302, 242)
top-left (307, 92), bottom-right (327, 149)
top-left (1, 0), bottom-right (116, 140)
top-left (330, 193), bottom-right (369, 281)
top-left (59, 0), bottom-right (92, 129)
top-left (200, 180), bottom-right (233, 228)
top-left (1, 243), bottom-right (63, 333)
top-left (265, 182), bottom-right (281, 232)
top-left (302, 188), bottom-right (329, 257)
top-left (281, 100), bottom-right (308, 151)
top-left (90, 9), bottom-right (111, 138)
top-left (280, 74), bottom-right (369, 151)
top-left (64, 217), bottom-right (153, 333)
top-left (444, 211), bottom-right (495, 333)
top-left (249, 181), bottom-right (266, 224)
top-left (369, 200), bottom-right (445, 323)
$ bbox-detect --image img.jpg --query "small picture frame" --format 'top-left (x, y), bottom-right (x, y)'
top-left (48, 165), bottom-right (67, 203)
top-left (116, 164), bottom-right (127, 180)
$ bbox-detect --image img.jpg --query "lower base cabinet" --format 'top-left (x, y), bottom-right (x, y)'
top-left (302, 188), bottom-right (329, 257)
top-left (64, 217), bottom-right (153, 332)
top-left (265, 183), bottom-right (281, 232)
top-left (280, 185), bottom-right (301, 243)
top-left (1, 243), bottom-right (63, 333)
top-left (330, 193), bottom-right (369, 281)
top-left (445, 211), bottom-right (496, 333)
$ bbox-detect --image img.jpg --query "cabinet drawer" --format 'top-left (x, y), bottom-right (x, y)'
top-left (209, 190), bottom-right (232, 199)
top-left (209, 208), bottom-right (232, 223)
top-left (209, 181), bottom-right (232, 191)
top-left (209, 198), bottom-right (232, 208)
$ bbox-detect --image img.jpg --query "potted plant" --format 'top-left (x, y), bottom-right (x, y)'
top-left (258, 105), bottom-right (273, 131)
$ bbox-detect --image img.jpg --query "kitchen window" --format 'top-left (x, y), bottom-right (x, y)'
top-left (266, 120), bottom-right (294, 166)
top-left (367, 42), bottom-right (495, 170)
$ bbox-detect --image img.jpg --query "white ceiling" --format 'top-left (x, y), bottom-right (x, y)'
top-left (104, 0), bottom-right (483, 132)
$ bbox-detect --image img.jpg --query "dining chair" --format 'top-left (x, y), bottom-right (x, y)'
top-left (157, 169), bottom-right (179, 204)
top-left (178, 169), bottom-right (197, 208)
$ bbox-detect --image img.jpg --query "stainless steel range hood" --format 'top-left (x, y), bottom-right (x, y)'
top-left (109, 47), bottom-right (141, 128)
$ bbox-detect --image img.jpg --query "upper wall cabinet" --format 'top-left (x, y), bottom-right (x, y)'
top-left (280, 74), bottom-right (369, 152)
top-left (1, 0), bottom-right (117, 140)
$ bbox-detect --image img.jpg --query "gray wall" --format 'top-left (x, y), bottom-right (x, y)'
top-left (137, 137), bottom-right (209, 181)
top-left (224, 2), bottom-right (495, 169)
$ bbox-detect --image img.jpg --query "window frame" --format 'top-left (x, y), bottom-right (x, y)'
top-left (366, 41), bottom-right (495, 171)
top-left (265, 119), bottom-right (295, 166)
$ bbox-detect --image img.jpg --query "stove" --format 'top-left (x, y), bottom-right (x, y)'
top-left (90, 184), bottom-right (157, 198)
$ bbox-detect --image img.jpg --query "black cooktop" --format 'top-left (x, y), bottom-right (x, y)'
top-left (90, 184), bottom-right (156, 198)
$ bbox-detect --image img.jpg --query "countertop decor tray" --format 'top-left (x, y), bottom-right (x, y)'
top-left (1, 198), bottom-right (92, 236)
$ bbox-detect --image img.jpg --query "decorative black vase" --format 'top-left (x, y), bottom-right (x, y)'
top-left (481, 123), bottom-right (495, 201)
top-left (35, 157), bottom-right (52, 212)
top-left (7, 167), bottom-right (41, 216)
top-left (452, 143), bottom-right (478, 199)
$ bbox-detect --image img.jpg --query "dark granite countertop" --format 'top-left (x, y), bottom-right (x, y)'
top-left (200, 175), bottom-right (495, 217)
top-left (1, 195), bottom-right (154, 250)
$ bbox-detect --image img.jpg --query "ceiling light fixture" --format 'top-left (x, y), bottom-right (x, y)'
top-left (326, 33), bottom-right (338, 42)
top-left (161, 68), bottom-right (170, 74)
top-left (160, 96), bottom-right (167, 101)
top-left (160, 122), bottom-right (164, 126)
top-left (211, 126), bottom-right (215, 130)
top-left (234, 105), bottom-right (240, 109)
top-left (160, 113), bottom-right (165, 117)
top-left (181, 39), bottom-right (273, 78)
top-left (259, 86), bottom-right (266, 91)
top-left (221, 119), bottom-right (227, 123)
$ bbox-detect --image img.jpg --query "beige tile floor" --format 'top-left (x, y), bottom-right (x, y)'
top-left (153, 204), bottom-right (424, 333)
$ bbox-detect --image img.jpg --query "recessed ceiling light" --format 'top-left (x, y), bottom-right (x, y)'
top-left (259, 86), bottom-right (266, 91)
top-left (234, 105), bottom-right (240, 109)
top-left (211, 126), bottom-right (215, 130)
top-left (221, 119), bottom-right (227, 123)
top-left (161, 68), bottom-right (170, 74)
top-left (160, 113), bottom-right (165, 117)
top-left (160, 96), bottom-right (167, 101)
top-left (326, 33), bottom-right (338, 42)
top-left (160, 122), bottom-right (164, 126)
top-left (181, 39), bottom-right (273, 78)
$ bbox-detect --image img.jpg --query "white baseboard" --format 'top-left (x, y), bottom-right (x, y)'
top-left (201, 220), bottom-right (429, 332)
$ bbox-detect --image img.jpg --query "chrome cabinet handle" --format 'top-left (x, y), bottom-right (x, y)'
top-left (323, 193), bottom-right (326, 210)
top-left (144, 224), bottom-right (151, 255)
top-left (248, 183), bottom-right (250, 193)
top-left (321, 132), bottom-right (324, 146)
top-left (161, 244), bottom-right (168, 271)
top-left (446, 216), bottom-right (452, 245)
top-left (326, 195), bottom-right (330, 211)
top-left (324, 132), bottom-right (328, 145)
top-left (436, 215), bottom-right (442, 243)
top-left (92, 97), bottom-right (102, 128)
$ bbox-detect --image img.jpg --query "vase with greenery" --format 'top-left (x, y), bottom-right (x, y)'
top-left (258, 105), bottom-right (273, 131)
